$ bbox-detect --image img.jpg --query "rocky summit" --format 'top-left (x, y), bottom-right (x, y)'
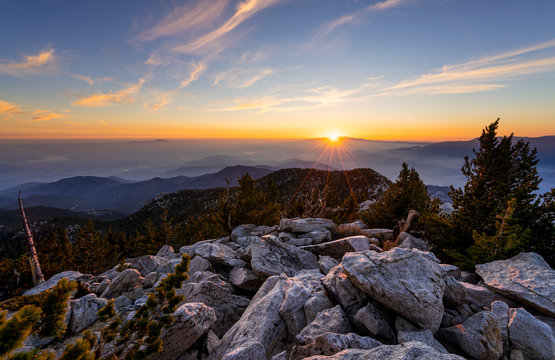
top-left (16, 218), bottom-right (555, 360)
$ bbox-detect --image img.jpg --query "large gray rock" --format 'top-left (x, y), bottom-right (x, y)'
top-left (125, 255), bottom-right (168, 276)
top-left (69, 293), bottom-right (107, 333)
top-left (322, 264), bottom-right (368, 319)
top-left (353, 301), bottom-right (394, 342)
top-left (360, 228), bottom-right (393, 241)
top-left (23, 271), bottom-right (84, 295)
top-left (319, 256), bottom-right (339, 275)
top-left (475, 252), bottom-right (555, 316)
top-left (397, 329), bottom-right (447, 354)
top-left (154, 302), bottom-right (216, 359)
top-left (231, 224), bottom-right (256, 241)
top-left (301, 236), bottom-right (371, 259)
top-left (342, 248), bottom-right (445, 333)
top-left (194, 243), bottom-right (246, 268)
top-left (443, 276), bottom-right (511, 308)
top-left (490, 301), bottom-right (510, 348)
top-left (440, 311), bottom-right (503, 360)
top-left (101, 268), bottom-right (142, 299)
top-left (229, 267), bottom-right (264, 292)
top-left (156, 245), bottom-right (175, 258)
top-left (508, 307), bottom-right (555, 360)
top-left (211, 271), bottom-right (330, 360)
top-left (303, 341), bottom-right (466, 359)
top-left (397, 232), bottom-right (428, 251)
top-left (250, 235), bottom-right (319, 277)
top-left (297, 305), bottom-right (352, 344)
top-left (291, 332), bottom-right (381, 360)
top-left (180, 280), bottom-right (250, 337)
top-left (189, 255), bottom-right (213, 275)
top-left (279, 218), bottom-right (336, 234)
top-left (278, 270), bottom-right (329, 341)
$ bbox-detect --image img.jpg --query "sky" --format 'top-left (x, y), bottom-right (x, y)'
top-left (1, 0), bottom-right (554, 141)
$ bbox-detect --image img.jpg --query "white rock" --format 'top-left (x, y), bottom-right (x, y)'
top-left (250, 235), bottom-right (319, 277)
top-left (508, 307), bottom-right (555, 360)
top-left (321, 264), bottom-right (368, 318)
top-left (301, 236), bottom-right (371, 259)
top-left (291, 332), bottom-right (381, 360)
top-left (397, 329), bottom-right (447, 354)
top-left (155, 302), bottom-right (217, 359)
top-left (342, 248), bottom-right (445, 333)
top-left (23, 271), bottom-right (84, 295)
top-left (439, 311), bottom-right (503, 360)
top-left (69, 294), bottom-right (107, 333)
top-left (303, 341), bottom-right (465, 359)
top-left (297, 305), bottom-right (352, 344)
top-left (475, 252), bottom-right (555, 316)
top-left (100, 268), bottom-right (142, 299)
top-left (279, 218), bottom-right (336, 234)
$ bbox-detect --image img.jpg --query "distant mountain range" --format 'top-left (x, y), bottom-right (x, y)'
top-left (0, 161), bottom-right (334, 214)
top-left (0, 166), bottom-right (275, 214)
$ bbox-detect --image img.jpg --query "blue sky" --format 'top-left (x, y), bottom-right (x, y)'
top-left (1, 0), bottom-right (554, 139)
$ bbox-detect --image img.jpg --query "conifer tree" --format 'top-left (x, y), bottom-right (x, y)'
top-left (449, 119), bottom-right (548, 265)
top-left (62, 254), bottom-right (191, 359)
top-left (0, 279), bottom-right (76, 358)
top-left (363, 162), bottom-right (430, 228)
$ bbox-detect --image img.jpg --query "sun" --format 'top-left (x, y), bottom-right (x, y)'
top-left (328, 133), bottom-right (340, 142)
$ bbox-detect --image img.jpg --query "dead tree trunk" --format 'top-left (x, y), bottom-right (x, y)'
top-left (18, 190), bottom-right (45, 285)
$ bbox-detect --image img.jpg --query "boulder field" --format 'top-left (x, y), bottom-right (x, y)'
top-left (21, 218), bottom-right (555, 360)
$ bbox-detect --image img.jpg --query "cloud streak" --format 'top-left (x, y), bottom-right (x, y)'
top-left (180, 61), bottom-right (207, 88)
top-left (73, 79), bottom-right (145, 107)
top-left (308, 0), bottom-right (409, 48)
top-left (31, 111), bottom-right (65, 122)
top-left (214, 67), bottom-right (276, 88)
top-left (137, 0), bottom-right (228, 42)
top-left (0, 49), bottom-right (59, 77)
top-left (383, 39), bottom-right (555, 96)
top-left (0, 100), bottom-right (24, 119)
top-left (172, 0), bottom-right (282, 55)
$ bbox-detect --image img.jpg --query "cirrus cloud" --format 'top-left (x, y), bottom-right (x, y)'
top-left (0, 49), bottom-right (59, 77)
top-left (72, 79), bottom-right (145, 107)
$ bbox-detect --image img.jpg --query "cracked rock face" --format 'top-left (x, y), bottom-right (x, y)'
top-left (250, 235), bottom-right (319, 277)
top-left (342, 248), bottom-right (445, 333)
top-left (301, 236), bottom-right (371, 260)
top-left (278, 218), bottom-right (336, 234)
top-left (301, 341), bottom-right (466, 359)
top-left (210, 271), bottom-right (331, 360)
top-left (475, 252), bottom-right (555, 317)
top-left (154, 302), bottom-right (217, 359)
top-left (508, 307), bottom-right (555, 360)
top-left (439, 311), bottom-right (503, 360)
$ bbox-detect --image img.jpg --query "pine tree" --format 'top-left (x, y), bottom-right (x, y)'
top-left (449, 119), bottom-right (547, 266)
top-left (363, 162), bottom-right (430, 228)
top-left (64, 254), bottom-right (192, 359)
top-left (0, 279), bottom-right (76, 358)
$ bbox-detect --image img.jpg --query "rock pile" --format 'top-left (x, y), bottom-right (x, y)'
top-left (21, 218), bottom-right (555, 359)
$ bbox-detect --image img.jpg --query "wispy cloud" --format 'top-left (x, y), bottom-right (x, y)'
top-left (143, 92), bottom-right (171, 111)
top-left (31, 111), bottom-right (65, 122)
top-left (172, 0), bottom-right (282, 55)
top-left (137, 0), bottom-right (228, 42)
top-left (72, 79), bottom-right (145, 107)
top-left (211, 81), bottom-right (376, 112)
top-left (214, 67), bottom-right (275, 88)
top-left (0, 49), bottom-right (59, 77)
top-left (383, 39), bottom-right (555, 96)
top-left (0, 100), bottom-right (24, 119)
top-left (180, 61), bottom-right (206, 88)
top-left (308, 0), bottom-right (409, 48)
top-left (70, 73), bottom-right (95, 86)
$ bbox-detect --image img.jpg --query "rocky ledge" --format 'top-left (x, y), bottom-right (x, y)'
top-left (20, 218), bottom-right (555, 360)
